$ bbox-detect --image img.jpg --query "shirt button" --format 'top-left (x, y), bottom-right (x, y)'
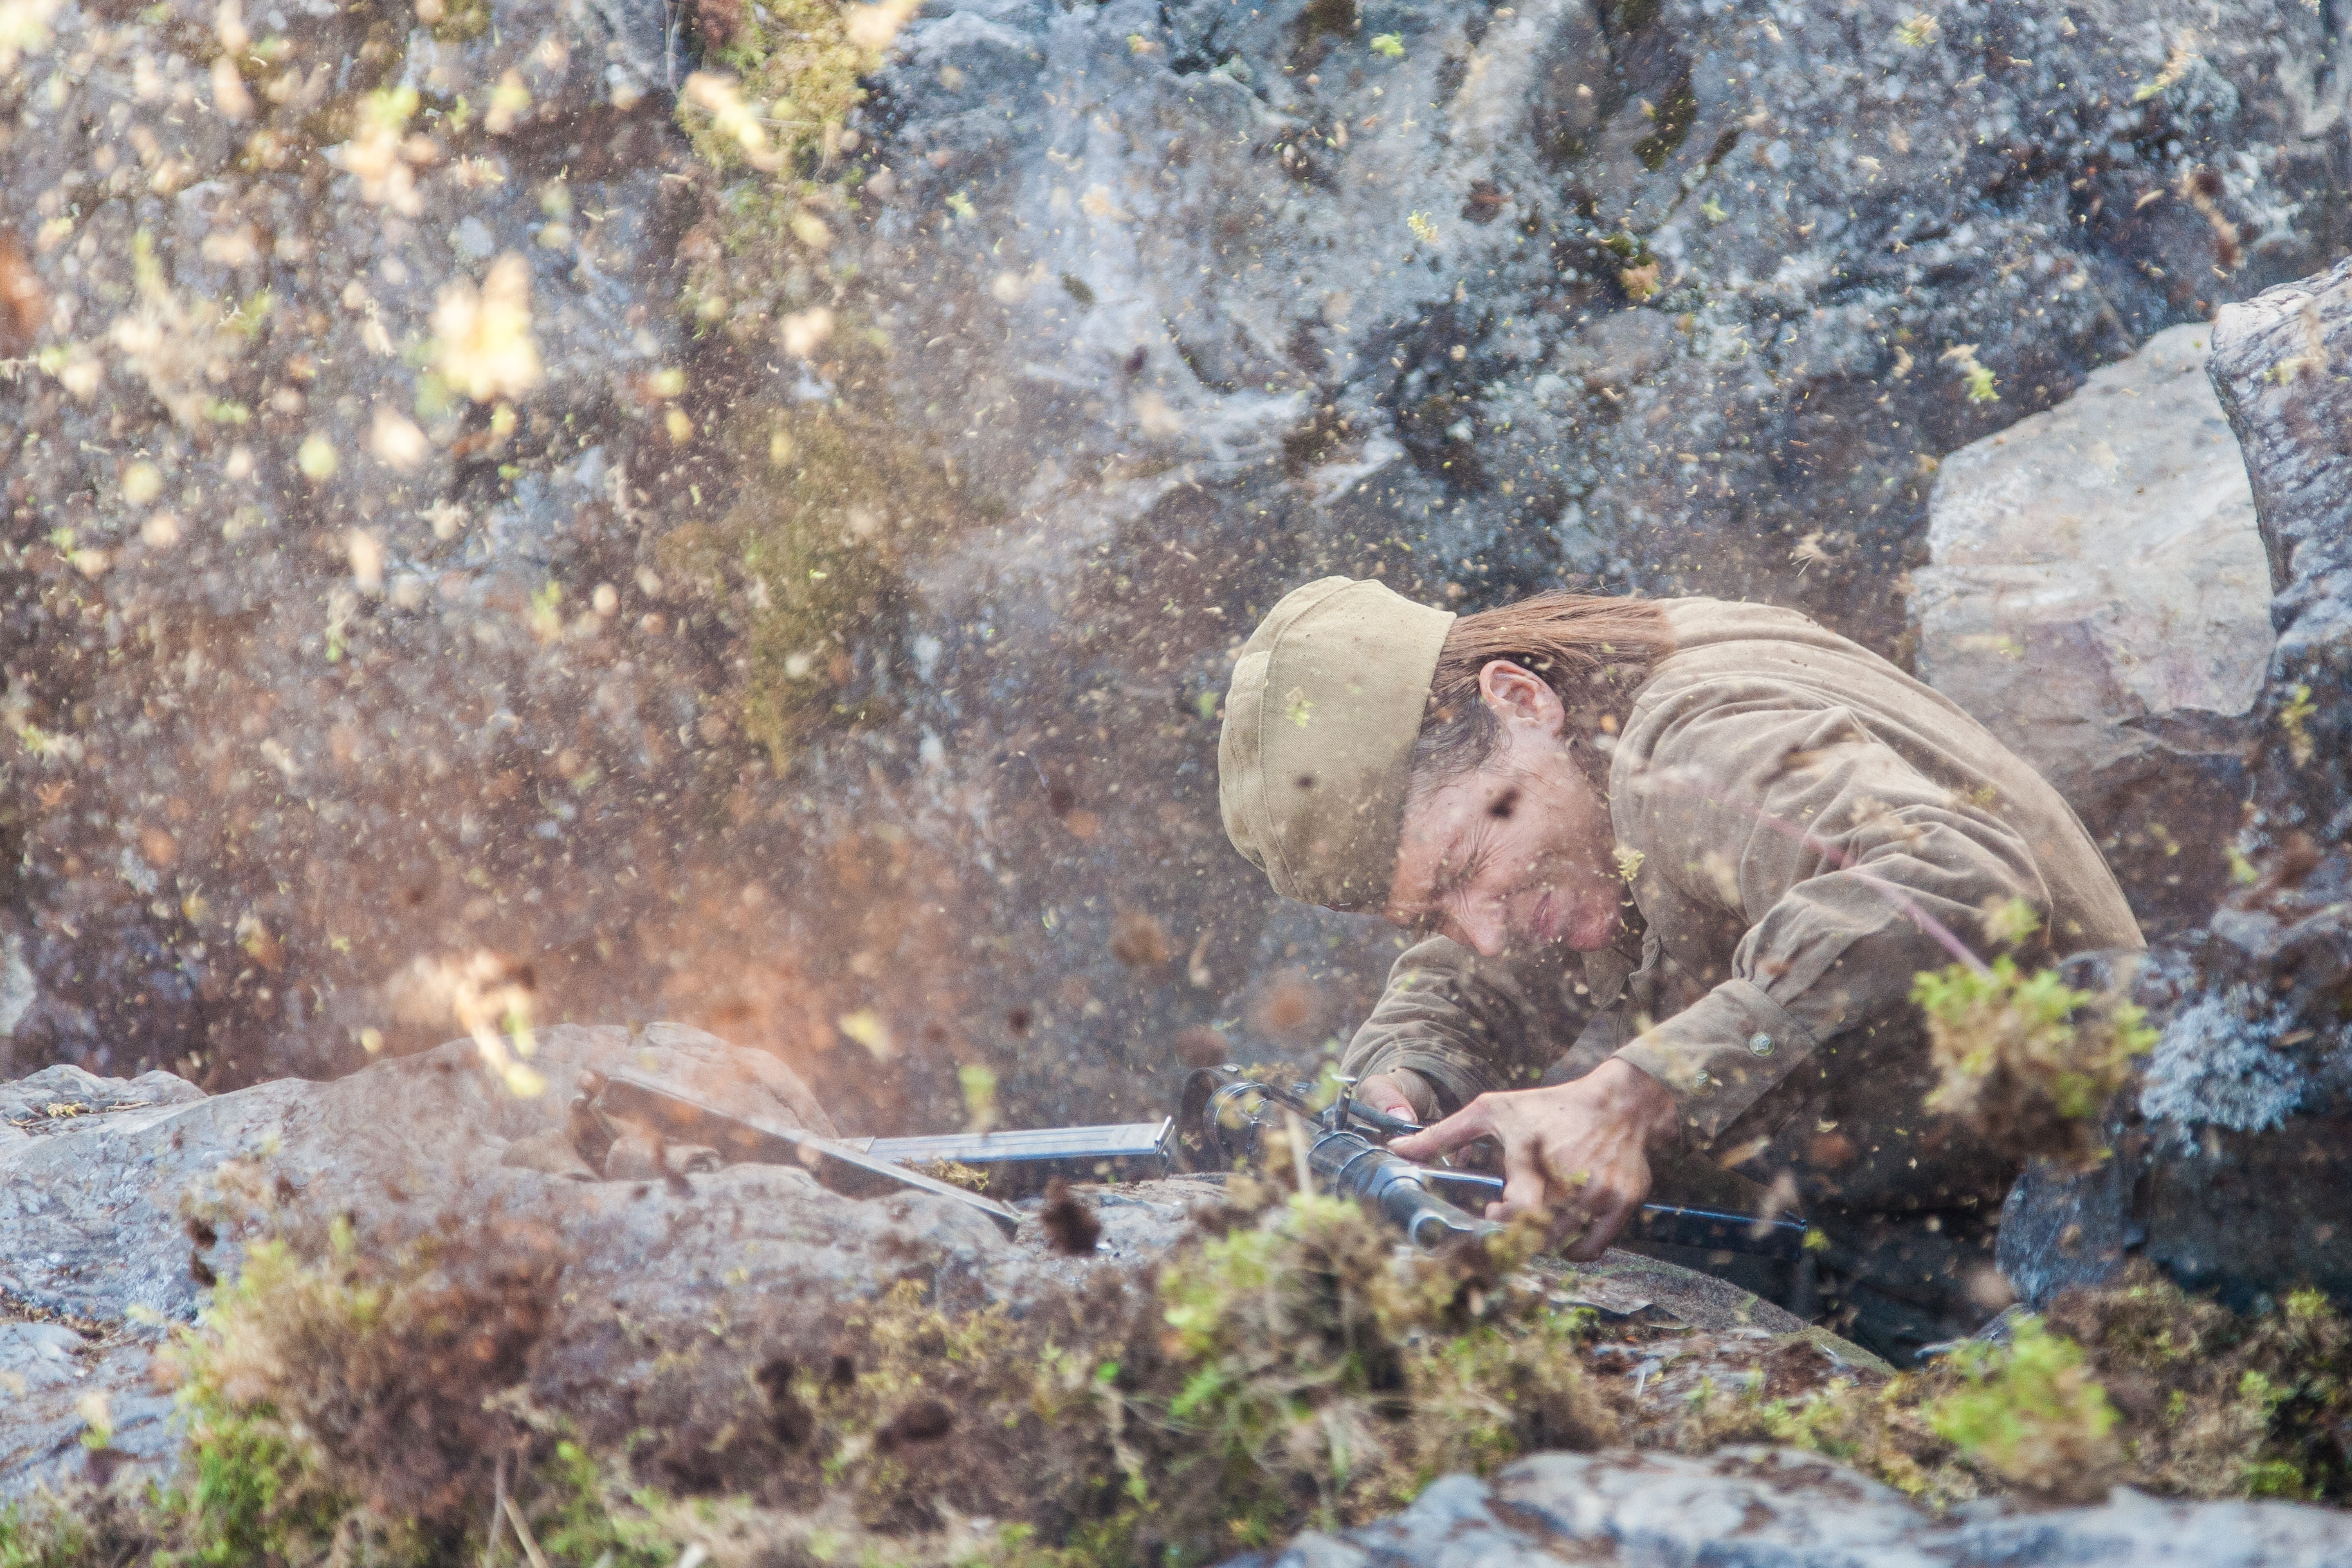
top-left (1691, 1069), bottom-right (1713, 1091)
top-left (1748, 1033), bottom-right (1776, 1057)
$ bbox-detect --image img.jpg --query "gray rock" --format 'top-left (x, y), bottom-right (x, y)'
top-left (1911, 324), bottom-right (2271, 926)
top-left (2205, 255), bottom-right (2352, 1013)
top-left (0, 1030), bottom-right (1846, 1502)
top-left (0, 1023), bottom-right (965, 1497)
top-left (1995, 257), bottom-right (2352, 1313)
top-left (1235, 1447), bottom-right (2352, 1567)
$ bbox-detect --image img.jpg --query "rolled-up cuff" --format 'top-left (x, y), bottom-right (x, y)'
top-left (1614, 977), bottom-right (1818, 1144)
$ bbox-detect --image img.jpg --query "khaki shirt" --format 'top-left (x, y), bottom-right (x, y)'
top-left (1341, 597), bottom-right (2142, 1161)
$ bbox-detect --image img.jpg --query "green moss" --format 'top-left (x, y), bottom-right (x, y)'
top-left (1914, 955), bottom-right (2156, 1167)
top-left (426, 0), bottom-right (489, 44)
top-left (674, 0), bottom-right (893, 340)
top-left (0, 1503), bottom-right (96, 1568)
top-left (1925, 1319), bottom-right (2120, 1493)
top-left (31, 1198), bottom-right (2352, 1568)
top-left (657, 405), bottom-right (967, 762)
top-left (531, 1443), bottom-right (683, 1568)
top-left (159, 1232), bottom-right (399, 1565)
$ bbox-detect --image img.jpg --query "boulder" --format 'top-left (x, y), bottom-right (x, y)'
top-left (1910, 324), bottom-right (2274, 928)
top-left (1226, 1447), bottom-right (2352, 1568)
top-left (0, 1025), bottom-right (1015, 1498)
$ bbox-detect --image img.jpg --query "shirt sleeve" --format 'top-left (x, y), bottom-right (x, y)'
top-left (1609, 687), bottom-right (2053, 1144)
top-left (1338, 937), bottom-right (1566, 1116)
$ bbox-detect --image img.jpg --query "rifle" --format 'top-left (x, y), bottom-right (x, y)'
top-left (596, 1065), bottom-right (1812, 1261)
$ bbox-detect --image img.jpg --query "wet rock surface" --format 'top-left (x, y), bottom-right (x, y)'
top-left (1225, 1447), bottom-right (2352, 1568)
top-left (1, 0), bottom-right (2346, 1146)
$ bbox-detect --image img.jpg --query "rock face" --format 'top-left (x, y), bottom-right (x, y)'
top-left (1, 0), bottom-right (2346, 1144)
top-left (1994, 259), bottom-right (2352, 1311)
top-left (1226, 1448), bottom-right (2352, 1568)
top-left (2202, 256), bottom-right (2352, 1012)
top-left (1911, 324), bottom-right (2272, 930)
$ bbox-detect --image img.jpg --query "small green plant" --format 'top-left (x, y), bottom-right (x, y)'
top-left (1926, 1318), bottom-right (2121, 1497)
top-left (1915, 954), bottom-right (2156, 1166)
top-left (1893, 11), bottom-right (1939, 47)
top-left (154, 1215), bottom-right (565, 1565)
top-left (1369, 32), bottom-right (1404, 56)
top-left (2279, 682), bottom-right (2317, 767)
top-left (2131, 33), bottom-right (2200, 102)
top-left (1939, 343), bottom-right (2000, 403)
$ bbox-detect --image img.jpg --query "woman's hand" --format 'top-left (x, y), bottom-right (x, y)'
top-left (1387, 1059), bottom-right (1680, 1261)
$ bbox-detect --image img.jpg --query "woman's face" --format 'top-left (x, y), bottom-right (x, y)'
top-left (1383, 662), bottom-right (1623, 958)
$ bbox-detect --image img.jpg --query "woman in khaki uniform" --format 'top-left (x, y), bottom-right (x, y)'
top-left (1217, 578), bottom-right (2142, 1362)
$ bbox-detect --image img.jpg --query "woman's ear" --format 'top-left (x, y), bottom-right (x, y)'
top-left (1476, 660), bottom-right (1567, 736)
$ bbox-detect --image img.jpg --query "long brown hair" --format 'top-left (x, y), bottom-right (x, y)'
top-left (1409, 592), bottom-right (1675, 798)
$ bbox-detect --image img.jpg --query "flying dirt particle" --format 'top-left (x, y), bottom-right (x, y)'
top-left (874, 1397), bottom-right (954, 1450)
top-left (296, 433), bottom-right (339, 480)
top-left (1064, 809), bottom-right (1103, 840)
top-left (844, 0), bottom-right (919, 50)
top-left (1965, 1263), bottom-right (2018, 1311)
top-left (139, 825), bottom-right (179, 869)
top-left (1249, 971), bottom-right (1326, 1044)
top-left (1461, 180), bottom-right (1505, 224)
top-left (188, 1250), bottom-right (217, 1287)
top-left (209, 53), bottom-right (253, 118)
top-left (237, 913), bottom-right (286, 972)
top-left (0, 0), bottom-right (62, 75)
top-left (837, 1007), bottom-right (898, 1061)
top-left (347, 529), bottom-right (385, 592)
top-left (960, 1062), bottom-right (999, 1135)
top-left (1039, 1176), bottom-right (1102, 1255)
top-left (1110, 909), bottom-right (1172, 967)
top-left (1135, 389), bottom-right (1185, 435)
top-left (185, 1216), bottom-right (217, 1249)
top-left (432, 253), bottom-right (542, 402)
top-left (1487, 786), bottom-right (1520, 819)
top-left (1174, 1025), bottom-right (1230, 1069)
top-left (0, 229), bottom-right (44, 357)
top-left (781, 307), bottom-right (835, 359)
top-left (1807, 1128), bottom-right (1855, 1169)
top-left (756, 1356), bottom-right (816, 1445)
top-left (681, 70), bottom-right (783, 171)
top-left (369, 406), bottom-right (429, 469)
top-left (1005, 1007), bottom-right (1032, 1037)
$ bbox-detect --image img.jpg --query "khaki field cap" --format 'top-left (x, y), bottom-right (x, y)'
top-left (1219, 578), bottom-right (1457, 910)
